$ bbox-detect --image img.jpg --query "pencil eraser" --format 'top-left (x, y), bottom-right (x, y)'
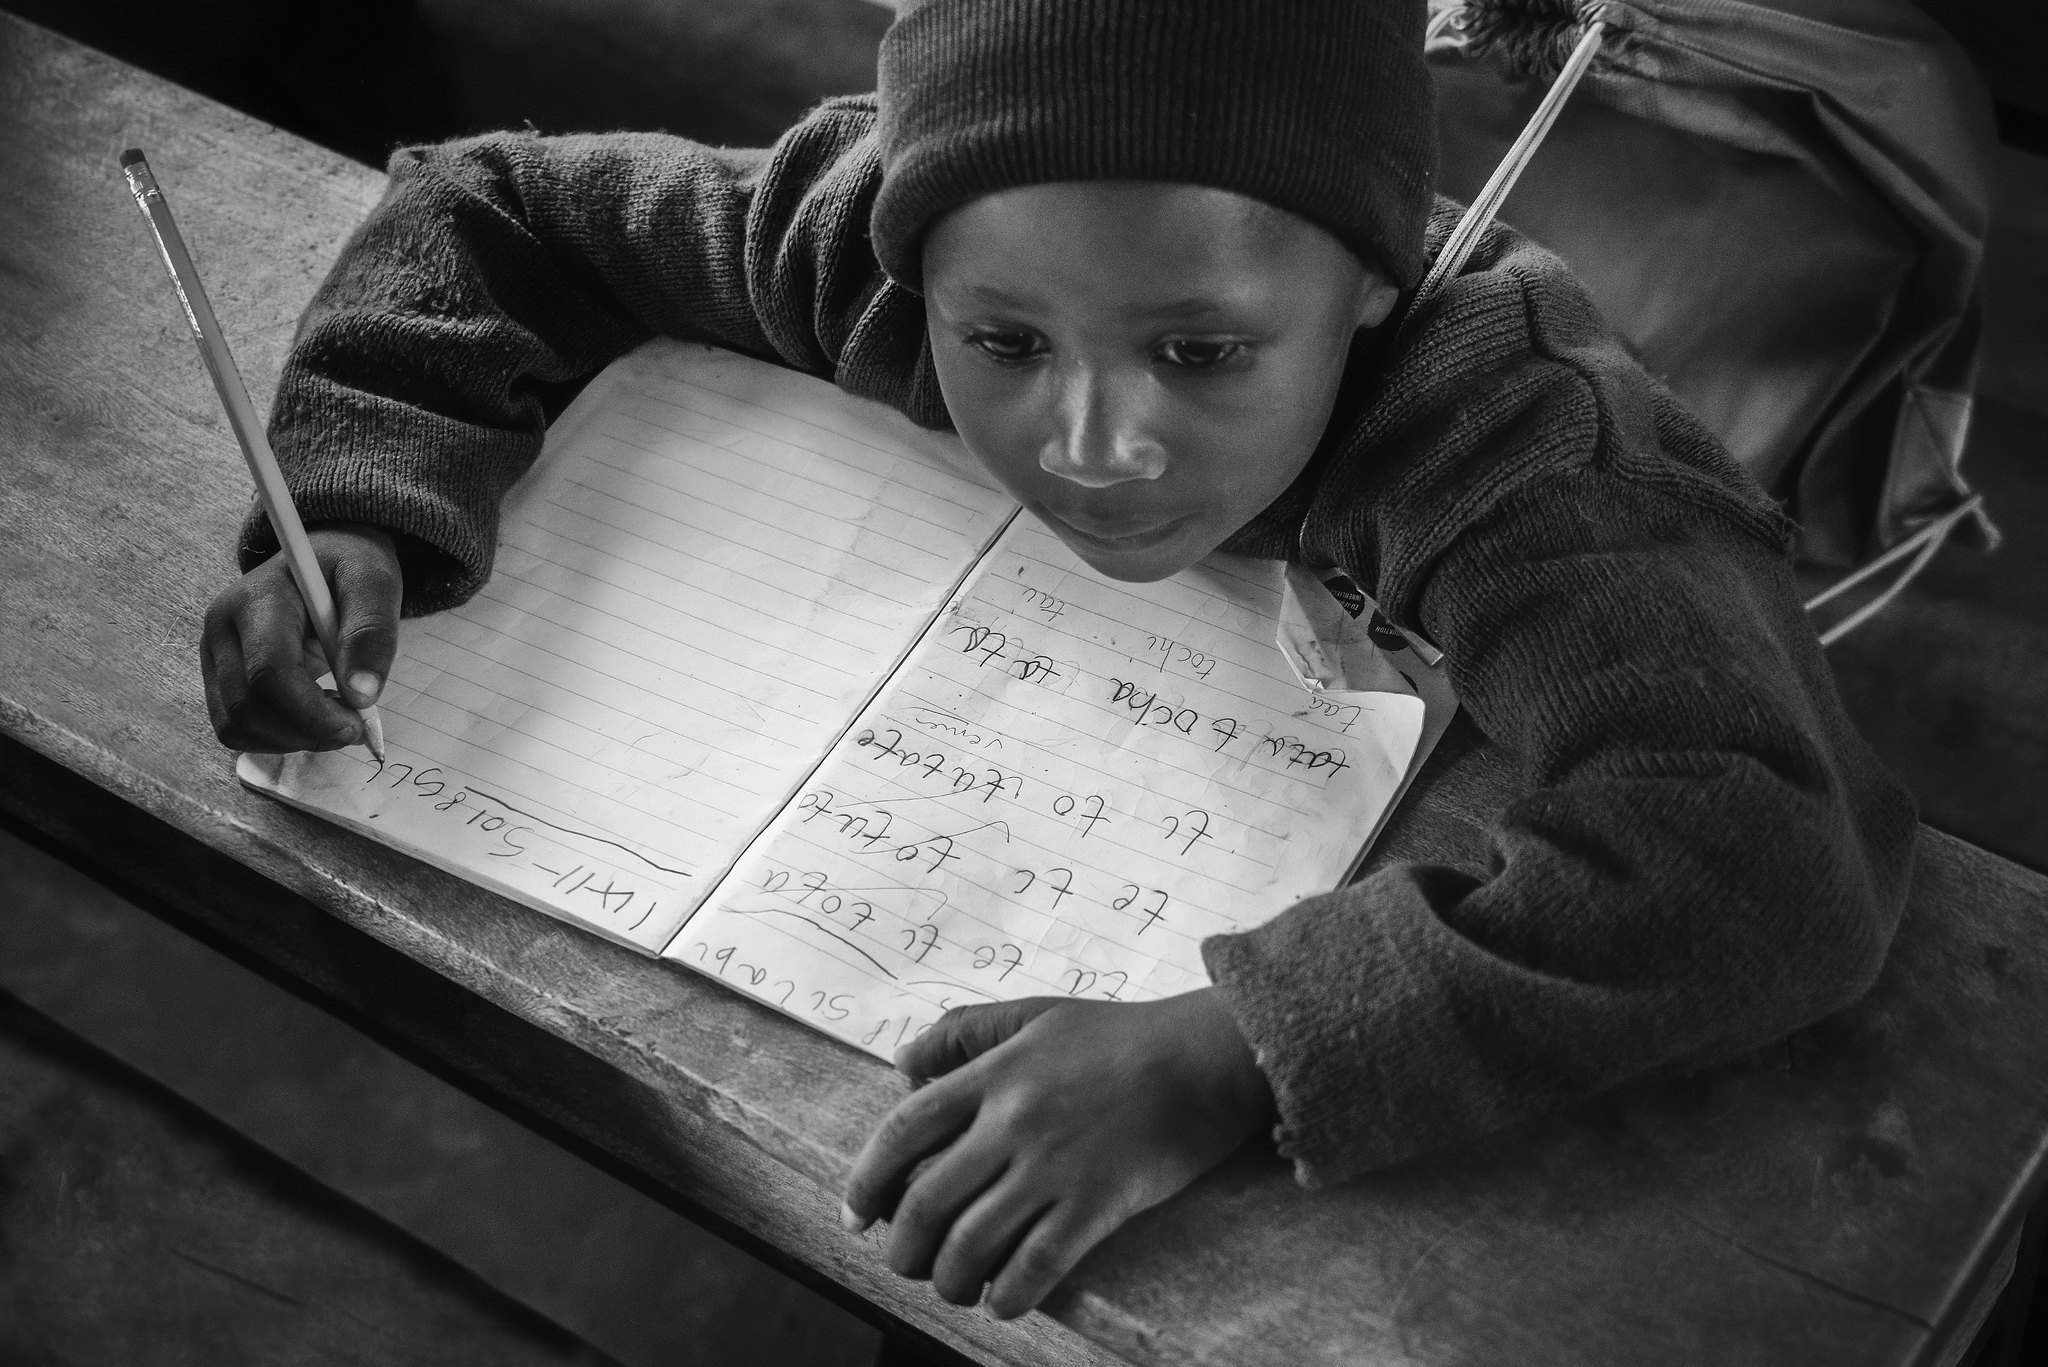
top-left (119, 147), bottom-right (147, 168)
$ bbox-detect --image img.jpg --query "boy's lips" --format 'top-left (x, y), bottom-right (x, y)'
top-left (1042, 507), bottom-right (1194, 552)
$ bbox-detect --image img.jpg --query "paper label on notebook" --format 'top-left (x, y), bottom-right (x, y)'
top-left (669, 516), bottom-right (1425, 1057)
top-left (239, 340), bottom-right (1015, 951)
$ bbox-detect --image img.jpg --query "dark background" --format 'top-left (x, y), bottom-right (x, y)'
top-left (4, 0), bottom-right (896, 165)
top-left (4, 0), bottom-right (2043, 168)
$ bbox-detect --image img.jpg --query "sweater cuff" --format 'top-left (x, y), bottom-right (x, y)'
top-left (1201, 866), bottom-right (1485, 1187)
top-left (238, 379), bottom-right (544, 615)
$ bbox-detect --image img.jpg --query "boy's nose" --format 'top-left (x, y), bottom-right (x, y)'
top-left (1038, 366), bottom-right (1167, 488)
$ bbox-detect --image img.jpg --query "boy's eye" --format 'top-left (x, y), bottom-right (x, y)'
top-left (1156, 339), bottom-right (1243, 369)
top-left (966, 329), bottom-right (1045, 363)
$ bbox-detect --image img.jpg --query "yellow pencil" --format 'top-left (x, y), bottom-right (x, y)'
top-left (121, 147), bottom-right (386, 763)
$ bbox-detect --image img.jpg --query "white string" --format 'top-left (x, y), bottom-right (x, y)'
top-left (1806, 494), bottom-right (1985, 646)
top-left (1417, 5), bottom-right (1980, 646)
top-left (1407, 14), bottom-right (1609, 317)
top-left (1425, 4), bottom-right (1463, 45)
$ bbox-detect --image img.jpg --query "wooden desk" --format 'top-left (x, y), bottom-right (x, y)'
top-left (5, 13), bottom-right (2048, 1364)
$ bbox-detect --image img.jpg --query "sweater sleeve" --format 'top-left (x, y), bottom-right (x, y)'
top-left (1200, 223), bottom-right (1918, 1186)
top-left (241, 96), bottom-right (926, 613)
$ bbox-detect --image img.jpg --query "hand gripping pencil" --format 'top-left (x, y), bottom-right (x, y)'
top-left (120, 148), bottom-right (386, 762)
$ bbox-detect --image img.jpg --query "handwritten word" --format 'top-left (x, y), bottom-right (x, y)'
top-left (531, 859), bottom-right (663, 931)
top-left (948, 623), bottom-right (1066, 688)
top-left (795, 789), bottom-right (896, 852)
top-left (1257, 731), bottom-right (1353, 776)
top-left (863, 1016), bottom-right (923, 1049)
top-left (687, 941), bottom-right (855, 1021)
top-left (1113, 885), bottom-right (1171, 934)
top-left (900, 922), bottom-right (940, 963)
top-left (972, 942), bottom-right (1026, 979)
top-left (361, 763), bottom-right (534, 858)
top-left (1108, 679), bottom-right (1200, 735)
top-left (869, 822), bottom-right (1004, 873)
top-left (1010, 865), bottom-right (1075, 911)
top-left (1160, 809), bottom-right (1213, 856)
top-left (1016, 586), bottom-right (1069, 621)
top-left (758, 868), bottom-right (880, 932)
top-left (907, 706), bottom-right (1003, 750)
top-left (1051, 792), bottom-right (1111, 838)
top-left (853, 728), bottom-right (1027, 804)
top-left (1141, 634), bottom-right (1219, 680)
top-left (1061, 967), bottom-right (1130, 1000)
top-left (1303, 693), bottom-right (1364, 735)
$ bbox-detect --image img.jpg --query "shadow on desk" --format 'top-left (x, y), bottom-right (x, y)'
top-left (0, 820), bottom-right (880, 1367)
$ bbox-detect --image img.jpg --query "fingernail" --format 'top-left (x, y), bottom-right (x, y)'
top-left (347, 670), bottom-right (383, 705)
top-left (839, 1202), bottom-right (871, 1234)
top-left (330, 721), bottom-right (362, 745)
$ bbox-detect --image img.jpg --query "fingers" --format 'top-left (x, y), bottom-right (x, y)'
top-left (844, 1074), bottom-right (980, 1231)
top-left (985, 1200), bottom-right (1126, 1320)
top-left (199, 524), bottom-right (405, 753)
top-left (323, 526), bottom-right (402, 709)
top-left (241, 578), bottom-right (363, 746)
top-left (895, 999), bottom-right (1058, 1082)
top-left (928, 1167), bottom-right (1054, 1307)
top-left (883, 1139), bottom-right (1009, 1284)
top-left (202, 614), bottom-right (285, 751)
top-left (200, 562), bottom-right (359, 752)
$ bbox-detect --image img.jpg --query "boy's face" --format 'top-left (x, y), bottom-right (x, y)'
top-left (923, 182), bottom-right (1400, 582)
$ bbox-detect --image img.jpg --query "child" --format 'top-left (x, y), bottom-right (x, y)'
top-left (200, 0), bottom-right (1914, 1320)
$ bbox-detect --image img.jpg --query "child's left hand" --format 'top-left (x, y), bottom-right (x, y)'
top-left (841, 988), bottom-right (1274, 1319)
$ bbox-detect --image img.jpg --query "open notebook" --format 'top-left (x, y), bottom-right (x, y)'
top-left (240, 340), bottom-right (1455, 1058)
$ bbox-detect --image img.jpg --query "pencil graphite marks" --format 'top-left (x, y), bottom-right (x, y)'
top-left (119, 148), bottom-right (386, 763)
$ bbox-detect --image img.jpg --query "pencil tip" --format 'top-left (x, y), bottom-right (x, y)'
top-left (361, 705), bottom-right (388, 765)
top-left (119, 148), bottom-right (146, 168)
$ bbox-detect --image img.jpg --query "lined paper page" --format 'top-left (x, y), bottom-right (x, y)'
top-left (240, 340), bottom-right (1016, 952)
top-left (668, 516), bottom-right (1426, 1056)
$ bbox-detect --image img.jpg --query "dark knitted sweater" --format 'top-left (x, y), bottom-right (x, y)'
top-left (246, 96), bottom-right (1916, 1186)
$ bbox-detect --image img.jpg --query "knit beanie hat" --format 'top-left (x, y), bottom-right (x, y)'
top-left (871, 0), bottom-right (1438, 293)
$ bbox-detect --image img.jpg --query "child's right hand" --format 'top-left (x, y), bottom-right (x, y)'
top-left (200, 522), bottom-right (403, 753)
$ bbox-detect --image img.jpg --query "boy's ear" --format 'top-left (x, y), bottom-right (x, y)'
top-left (1355, 270), bottom-right (1403, 331)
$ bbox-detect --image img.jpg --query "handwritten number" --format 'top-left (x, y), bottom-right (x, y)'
top-left (1074, 795), bottom-right (1109, 837)
top-left (972, 943), bottom-right (1024, 980)
top-left (899, 923), bottom-right (940, 963)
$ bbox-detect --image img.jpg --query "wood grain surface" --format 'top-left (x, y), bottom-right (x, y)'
top-left (5, 13), bottom-right (2048, 1366)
